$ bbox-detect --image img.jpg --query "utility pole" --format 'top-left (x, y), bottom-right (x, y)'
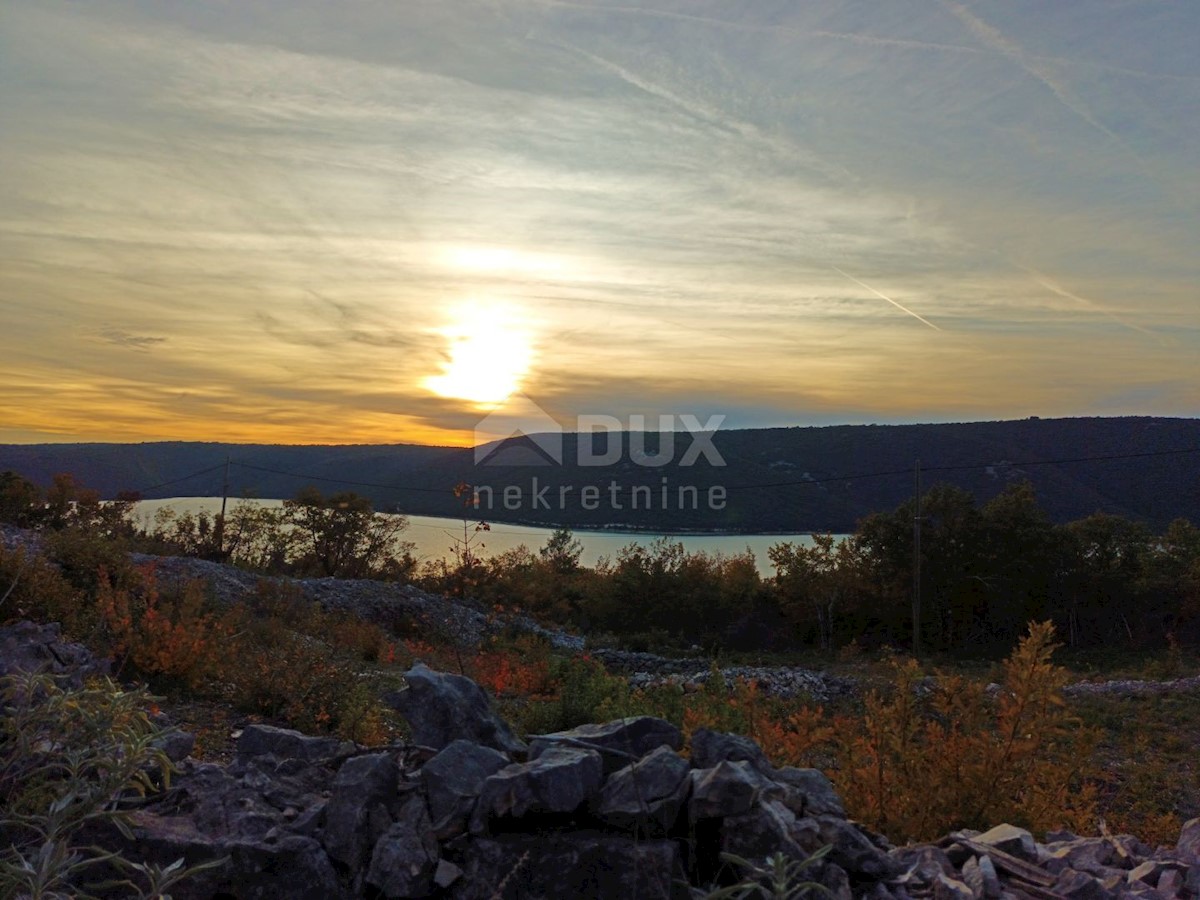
top-left (216, 456), bottom-right (230, 557)
top-left (913, 457), bottom-right (922, 658)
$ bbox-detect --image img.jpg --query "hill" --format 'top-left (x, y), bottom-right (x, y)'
top-left (1, 416), bottom-right (1197, 532)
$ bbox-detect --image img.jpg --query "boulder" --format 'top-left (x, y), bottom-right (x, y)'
top-left (721, 797), bottom-right (812, 864)
top-left (421, 740), bottom-right (509, 839)
top-left (322, 752), bottom-right (400, 871)
top-left (530, 716), bottom-right (682, 774)
top-left (153, 729), bottom-right (196, 763)
top-left (447, 832), bottom-right (682, 900)
top-left (470, 746), bottom-right (603, 833)
top-left (0, 620), bottom-right (109, 688)
top-left (890, 845), bottom-right (957, 883)
top-left (1043, 838), bottom-right (1116, 875)
top-left (1177, 817), bottom-right (1200, 863)
top-left (594, 744), bottom-right (690, 835)
top-left (975, 823), bottom-right (1038, 864)
top-left (366, 792), bottom-right (439, 899)
top-left (383, 663), bottom-right (526, 755)
top-left (690, 728), bottom-right (774, 774)
top-left (774, 766), bottom-right (846, 818)
top-left (236, 723), bottom-right (352, 764)
top-left (934, 871), bottom-right (975, 900)
top-left (815, 815), bottom-right (901, 881)
top-left (1055, 868), bottom-right (1116, 900)
top-left (688, 759), bottom-right (782, 821)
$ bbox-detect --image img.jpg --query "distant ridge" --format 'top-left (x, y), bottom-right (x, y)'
top-left (2, 416), bottom-right (1197, 532)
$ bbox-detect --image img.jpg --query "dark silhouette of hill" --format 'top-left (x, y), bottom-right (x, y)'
top-left (2, 416), bottom-right (1197, 532)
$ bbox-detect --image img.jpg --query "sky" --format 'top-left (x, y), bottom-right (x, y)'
top-left (1, 0), bottom-right (1197, 446)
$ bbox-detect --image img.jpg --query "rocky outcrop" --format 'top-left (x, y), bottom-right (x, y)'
top-left (4, 620), bottom-right (1199, 899)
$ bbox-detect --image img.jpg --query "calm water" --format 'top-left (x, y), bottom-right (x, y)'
top-left (133, 498), bottom-right (839, 576)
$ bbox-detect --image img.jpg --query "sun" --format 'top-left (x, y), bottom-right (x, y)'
top-left (424, 301), bottom-right (534, 405)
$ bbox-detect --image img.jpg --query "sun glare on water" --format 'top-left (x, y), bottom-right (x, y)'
top-left (424, 301), bottom-right (534, 405)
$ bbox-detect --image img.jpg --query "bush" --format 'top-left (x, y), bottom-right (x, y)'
top-left (0, 670), bottom-right (218, 899)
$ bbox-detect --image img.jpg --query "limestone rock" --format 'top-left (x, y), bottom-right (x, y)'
top-left (470, 746), bottom-right (603, 833)
top-left (594, 744), bottom-right (690, 834)
top-left (421, 739), bottom-right (508, 839)
top-left (530, 716), bottom-right (682, 774)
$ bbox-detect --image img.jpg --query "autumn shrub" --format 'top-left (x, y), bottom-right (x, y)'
top-left (834, 621), bottom-right (1099, 842)
top-left (0, 670), bottom-right (220, 899)
top-left (0, 546), bottom-right (85, 633)
top-left (41, 526), bottom-right (141, 595)
top-left (94, 567), bottom-right (232, 690)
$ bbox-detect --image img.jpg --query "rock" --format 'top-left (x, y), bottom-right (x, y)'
top-left (688, 760), bottom-right (782, 821)
top-left (975, 823), bottom-right (1038, 863)
top-left (118, 810), bottom-right (347, 900)
top-left (1177, 817), bottom-right (1200, 863)
top-left (934, 872), bottom-right (975, 900)
top-left (976, 854), bottom-right (1003, 899)
top-left (1158, 868), bottom-right (1184, 897)
top-left (1128, 861), bottom-right (1181, 886)
top-left (1055, 868), bottom-right (1116, 900)
top-left (820, 862), bottom-right (853, 900)
top-left (435, 859), bottom-right (463, 890)
top-left (322, 752), bottom-right (399, 871)
top-left (962, 856), bottom-right (985, 899)
top-left (0, 620), bottom-right (109, 688)
top-left (470, 746), bottom-right (603, 833)
top-left (366, 792), bottom-right (439, 899)
top-left (530, 716), bottom-right (682, 775)
top-left (153, 729), bottom-right (196, 763)
top-left (383, 663), bottom-right (525, 755)
top-left (890, 845), bottom-right (957, 883)
top-left (722, 798), bottom-right (810, 863)
top-left (421, 740), bottom-right (509, 839)
top-left (773, 766), bottom-right (846, 818)
top-left (595, 744), bottom-right (690, 835)
top-left (815, 816), bottom-right (901, 881)
top-left (449, 832), bottom-right (682, 899)
top-left (1043, 838), bottom-right (1116, 875)
top-left (690, 728), bottom-right (773, 774)
top-left (236, 723), bottom-right (352, 763)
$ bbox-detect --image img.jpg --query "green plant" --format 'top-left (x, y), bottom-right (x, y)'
top-left (702, 846), bottom-right (832, 900)
top-left (0, 670), bottom-right (221, 899)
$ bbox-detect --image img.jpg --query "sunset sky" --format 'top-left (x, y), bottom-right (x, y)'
top-left (1, 0), bottom-right (1197, 446)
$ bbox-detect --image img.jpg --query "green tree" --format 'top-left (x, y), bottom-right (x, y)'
top-left (284, 487), bottom-right (411, 578)
top-left (769, 534), bottom-right (863, 651)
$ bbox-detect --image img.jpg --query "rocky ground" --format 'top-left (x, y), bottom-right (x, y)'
top-left (4, 525), bottom-right (1198, 703)
top-left (2, 621), bottom-right (1198, 900)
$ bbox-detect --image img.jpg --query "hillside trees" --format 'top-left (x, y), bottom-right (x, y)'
top-left (284, 487), bottom-right (413, 578)
top-left (769, 533), bottom-right (864, 650)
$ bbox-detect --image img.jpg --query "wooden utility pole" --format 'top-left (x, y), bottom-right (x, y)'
top-left (913, 458), bottom-right (922, 657)
top-left (216, 456), bottom-right (230, 556)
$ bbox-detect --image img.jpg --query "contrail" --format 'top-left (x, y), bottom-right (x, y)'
top-left (831, 266), bottom-right (942, 331)
top-left (938, 0), bottom-right (1130, 150)
top-left (1018, 265), bottom-right (1163, 342)
top-left (536, 0), bottom-right (984, 56)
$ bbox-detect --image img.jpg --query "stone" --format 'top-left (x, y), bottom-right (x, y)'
top-left (595, 744), bottom-right (690, 835)
top-left (236, 723), bottom-right (351, 763)
top-left (322, 752), bottom-right (400, 871)
top-left (975, 823), bottom-right (1038, 863)
top-left (688, 760), bottom-right (782, 821)
top-left (447, 832), bottom-right (681, 900)
top-left (530, 716), bottom-right (682, 775)
top-left (117, 810), bottom-right (347, 900)
top-left (773, 766), bottom-right (846, 818)
top-left (1177, 817), bottom-right (1200, 863)
top-left (934, 872), bottom-right (975, 900)
top-left (153, 729), bottom-right (196, 763)
top-left (1043, 838), bottom-right (1115, 875)
top-left (890, 845), bottom-right (957, 883)
top-left (976, 853), bottom-right (1003, 899)
top-left (1128, 861), bottom-right (1182, 886)
top-left (420, 739), bottom-right (509, 839)
top-left (0, 620), bottom-right (110, 689)
top-left (1158, 868), bottom-right (1184, 897)
top-left (366, 792), bottom-right (439, 899)
top-left (434, 859), bottom-right (463, 890)
top-left (383, 662), bottom-right (526, 755)
top-left (690, 728), bottom-right (774, 774)
top-left (816, 816), bottom-right (901, 881)
top-left (1055, 868), bottom-right (1116, 900)
top-left (820, 862), bottom-right (853, 900)
top-left (722, 798), bottom-right (809, 864)
top-left (470, 746), bottom-right (603, 833)
top-left (962, 856), bottom-right (985, 899)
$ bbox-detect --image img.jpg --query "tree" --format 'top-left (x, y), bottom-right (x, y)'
top-left (539, 527), bottom-right (583, 574)
top-left (284, 487), bottom-right (411, 578)
top-left (769, 534), bottom-right (863, 651)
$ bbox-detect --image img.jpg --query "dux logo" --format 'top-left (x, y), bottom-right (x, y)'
top-left (475, 396), bottom-right (725, 467)
top-left (474, 394), bottom-right (564, 466)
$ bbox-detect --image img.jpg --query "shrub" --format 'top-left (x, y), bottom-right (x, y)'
top-left (0, 670), bottom-right (219, 899)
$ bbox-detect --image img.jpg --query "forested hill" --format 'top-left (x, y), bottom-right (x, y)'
top-left (2, 416), bottom-right (1197, 532)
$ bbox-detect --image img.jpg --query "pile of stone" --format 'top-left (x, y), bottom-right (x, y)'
top-left (624, 662), bottom-right (855, 702)
top-left (3, 621), bottom-right (1199, 899)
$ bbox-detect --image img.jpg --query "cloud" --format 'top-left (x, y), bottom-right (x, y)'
top-left (91, 327), bottom-right (167, 351)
